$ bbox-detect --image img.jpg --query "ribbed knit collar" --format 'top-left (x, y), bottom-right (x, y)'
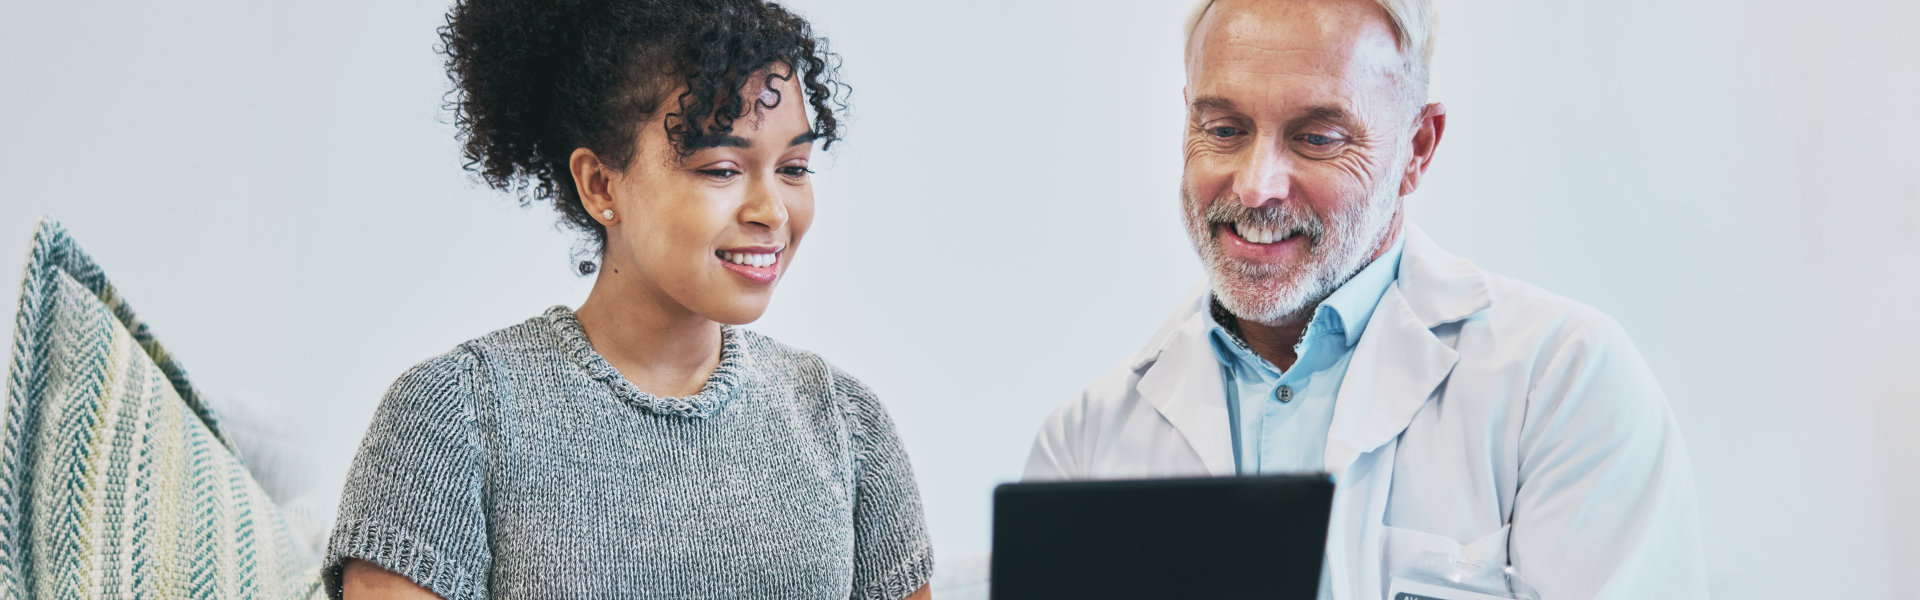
top-left (544, 305), bottom-right (743, 418)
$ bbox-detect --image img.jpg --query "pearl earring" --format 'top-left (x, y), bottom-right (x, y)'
top-left (601, 209), bottom-right (614, 220)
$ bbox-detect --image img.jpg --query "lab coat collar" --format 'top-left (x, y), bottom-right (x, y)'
top-left (1395, 225), bottom-right (1491, 328)
top-left (1132, 296), bottom-right (1238, 476)
top-left (1126, 224), bottom-right (1490, 477)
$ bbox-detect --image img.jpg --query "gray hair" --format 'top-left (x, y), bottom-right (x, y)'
top-left (1186, 0), bottom-right (1435, 94)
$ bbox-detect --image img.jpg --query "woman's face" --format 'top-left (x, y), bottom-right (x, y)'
top-left (599, 71), bottom-right (817, 325)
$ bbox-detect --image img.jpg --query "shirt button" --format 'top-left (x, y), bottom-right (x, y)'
top-left (1275, 385), bottom-right (1294, 403)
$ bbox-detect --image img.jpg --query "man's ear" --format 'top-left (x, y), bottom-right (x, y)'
top-left (570, 147), bottom-right (617, 225)
top-left (1399, 101), bottom-right (1448, 197)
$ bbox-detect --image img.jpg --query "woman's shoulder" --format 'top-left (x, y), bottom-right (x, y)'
top-left (387, 345), bottom-right (479, 401)
top-left (731, 328), bottom-right (877, 403)
top-left (732, 329), bottom-right (895, 441)
top-left (381, 308), bottom-right (564, 408)
top-left (459, 306), bottom-right (573, 357)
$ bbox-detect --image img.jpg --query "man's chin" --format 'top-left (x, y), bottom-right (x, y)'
top-left (1209, 276), bottom-right (1318, 325)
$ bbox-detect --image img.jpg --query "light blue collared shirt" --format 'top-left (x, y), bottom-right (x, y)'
top-left (1207, 236), bottom-right (1404, 475)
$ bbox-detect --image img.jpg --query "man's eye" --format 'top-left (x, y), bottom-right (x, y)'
top-left (1209, 126), bottom-right (1242, 139)
top-left (1302, 133), bottom-right (1336, 146)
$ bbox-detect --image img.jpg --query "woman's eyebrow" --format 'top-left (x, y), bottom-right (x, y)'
top-left (689, 131), bottom-right (817, 150)
top-left (690, 133), bottom-right (753, 150)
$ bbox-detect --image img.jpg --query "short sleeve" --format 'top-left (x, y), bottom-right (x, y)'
top-left (833, 369), bottom-right (934, 600)
top-left (324, 349), bottom-right (491, 600)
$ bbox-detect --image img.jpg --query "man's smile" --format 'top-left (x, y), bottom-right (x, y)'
top-left (1214, 221), bottom-right (1310, 265)
top-left (1224, 220), bottom-right (1305, 245)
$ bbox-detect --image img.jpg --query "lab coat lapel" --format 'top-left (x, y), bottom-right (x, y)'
top-left (1325, 225), bottom-right (1487, 473)
top-left (1323, 287), bottom-right (1457, 473)
top-left (1132, 310), bottom-right (1237, 476)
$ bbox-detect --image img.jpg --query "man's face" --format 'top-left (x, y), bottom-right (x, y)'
top-left (1182, 0), bottom-right (1421, 325)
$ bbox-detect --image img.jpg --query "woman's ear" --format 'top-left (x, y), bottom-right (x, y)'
top-left (570, 147), bottom-right (618, 225)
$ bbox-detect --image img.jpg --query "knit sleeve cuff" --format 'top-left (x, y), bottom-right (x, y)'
top-left (324, 517), bottom-right (486, 600)
top-left (855, 545), bottom-right (934, 600)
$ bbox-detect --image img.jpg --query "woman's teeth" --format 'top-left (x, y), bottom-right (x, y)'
top-left (1231, 222), bottom-right (1294, 245)
top-left (721, 251), bottom-right (777, 268)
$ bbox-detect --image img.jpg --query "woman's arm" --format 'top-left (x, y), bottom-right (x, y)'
top-left (835, 367), bottom-right (936, 600)
top-left (341, 559), bottom-right (444, 600)
top-left (905, 583), bottom-right (931, 600)
top-left (325, 350), bottom-right (489, 599)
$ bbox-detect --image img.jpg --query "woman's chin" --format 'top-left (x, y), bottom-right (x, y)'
top-left (697, 297), bottom-right (773, 326)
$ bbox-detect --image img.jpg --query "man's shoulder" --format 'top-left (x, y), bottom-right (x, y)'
top-left (1397, 226), bottom-right (1630, 348)
top-left (1471, 271), bottom-right (1637, 358)
top-left (1452, 269), bottom-right (1665, 424)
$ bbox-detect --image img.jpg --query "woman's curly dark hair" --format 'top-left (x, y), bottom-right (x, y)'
top-left (439, 0), bottom-right (847, 274)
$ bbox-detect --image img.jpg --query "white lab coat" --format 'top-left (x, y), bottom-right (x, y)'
top-left (1024, 225), bottom-right (1709, 599)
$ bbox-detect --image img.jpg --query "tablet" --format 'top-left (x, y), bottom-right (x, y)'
top-left (990, 474), bottom-right (1335, 599)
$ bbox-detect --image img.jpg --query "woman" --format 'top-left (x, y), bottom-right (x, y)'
top-left (322, 1), bottom-right (933, 598)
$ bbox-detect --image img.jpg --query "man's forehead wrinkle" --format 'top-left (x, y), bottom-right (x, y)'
top-left (1191, 62), bottom-right (1368, 121)
top-left (1188, 40), bottom-right (1349, 93)
top-left (1191, 42), bottom-right (1408, 127)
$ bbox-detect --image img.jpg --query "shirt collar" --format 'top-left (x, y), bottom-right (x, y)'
top-left (1207, 301), bottom-right (1272, 374)
top-left (1205, 233), bottom-right (1406, 369)
top-left (1317, 233), bottom-right (1405, 348)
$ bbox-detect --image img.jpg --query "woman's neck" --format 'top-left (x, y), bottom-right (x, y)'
top-left (573, 264), bottom-right (723, 399)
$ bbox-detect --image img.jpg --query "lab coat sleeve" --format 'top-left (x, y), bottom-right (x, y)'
top-left (1023, 391), bottom-right (1089, 481)
top-left (1508, 312), bottom-right (1710, 599)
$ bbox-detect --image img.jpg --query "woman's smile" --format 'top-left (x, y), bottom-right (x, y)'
top-left (716, 245), bottom-right (783, 285)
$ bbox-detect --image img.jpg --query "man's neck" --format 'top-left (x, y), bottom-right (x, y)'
top-left (1237, 316), bottom-right (1310, 372)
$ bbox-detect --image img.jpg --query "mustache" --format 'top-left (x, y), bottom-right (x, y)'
top-left (1204, 196), bottom-right (1326, 245)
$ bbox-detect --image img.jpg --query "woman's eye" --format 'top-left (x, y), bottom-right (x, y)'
top-left (697, 169), bottom-right (741, 180)
top-left (778, 166), bottom-right (814, 178)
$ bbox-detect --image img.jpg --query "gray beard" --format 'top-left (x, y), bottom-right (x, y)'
top-left (1184, 170), bottom-right (1403, 326)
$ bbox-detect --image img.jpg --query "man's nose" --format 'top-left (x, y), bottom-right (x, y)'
top-left (1232, 139), bottom-right (1292, 208)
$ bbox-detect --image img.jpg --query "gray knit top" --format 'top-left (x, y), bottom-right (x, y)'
top-left (323, 306), bottom-right (933, 600)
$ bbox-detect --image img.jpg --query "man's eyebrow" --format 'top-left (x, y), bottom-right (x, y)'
top-left (789, 131), bottom-right (820, 146)
top-left (1189, 96), bottom-right (1239, 114)
top-left (1295, 105), bottom-right (1354, 123)
top-left (1190, 98), bottom-right (1357, 125)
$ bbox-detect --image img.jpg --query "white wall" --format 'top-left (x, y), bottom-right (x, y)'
top-left (1, 0), bottom-right (1914, 597)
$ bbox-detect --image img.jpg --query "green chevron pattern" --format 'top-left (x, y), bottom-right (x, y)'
top-left (2, 218), bottom-right (325, 599)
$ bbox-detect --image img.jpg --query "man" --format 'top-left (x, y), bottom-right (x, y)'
top-left (1023, 0), bottom-right (1709, 598)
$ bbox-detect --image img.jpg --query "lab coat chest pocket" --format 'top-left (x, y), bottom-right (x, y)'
top-left (1380, 524), bottom-right (1538, 599)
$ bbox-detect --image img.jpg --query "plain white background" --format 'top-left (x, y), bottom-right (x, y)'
top-left (2, 0), bottom-right (1915, 596)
